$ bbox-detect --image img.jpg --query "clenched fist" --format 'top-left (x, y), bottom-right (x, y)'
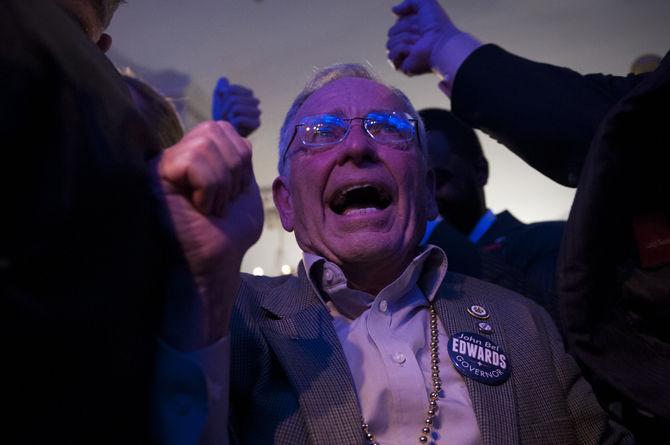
top-left (387, 0), bottom-right (460, 76)
top-left (154, 120), bottom-right (263, 348)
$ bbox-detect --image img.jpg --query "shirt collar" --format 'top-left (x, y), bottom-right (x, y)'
top-left (302, 245), bottom-right (448, 319)
top-left (468, 209), bottom-right (496, 243)
top-left (420, 215), bottom-right (444, 246)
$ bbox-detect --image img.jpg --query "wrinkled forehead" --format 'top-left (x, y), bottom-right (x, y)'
top-left (295, 77), bottom-right (410, 123)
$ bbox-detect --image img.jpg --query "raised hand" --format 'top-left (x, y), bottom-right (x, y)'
top-left (154, 120), bottom-right (263, 348)
top-left (212, 77), bottom-right (261, 137)
top-left (387, 0), bottom-right (460, 76)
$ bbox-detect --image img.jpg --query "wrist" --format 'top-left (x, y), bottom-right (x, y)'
top-left (195, 269), bottom-right (240, 340)
top-left (430, 31), bottom-right (483, 95)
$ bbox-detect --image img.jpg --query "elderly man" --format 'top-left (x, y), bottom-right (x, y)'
top-left (156, 64), bottom-right (630, 444)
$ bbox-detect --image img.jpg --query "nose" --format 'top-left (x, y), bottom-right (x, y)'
top-left (336, 121), bottom-right (379, 166)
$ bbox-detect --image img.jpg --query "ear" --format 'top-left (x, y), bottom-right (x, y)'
top-left (96, 33), bottom-right (113, 53)
top-left (475, 155), bottom-right (489, 187)
top-left (425, 168), bottom-right (439, 221)
top-left (272, 176), bottom-right (294, 232)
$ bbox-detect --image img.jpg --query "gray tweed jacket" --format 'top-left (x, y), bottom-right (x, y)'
top-left (227, 267), bottom-right (632, 444)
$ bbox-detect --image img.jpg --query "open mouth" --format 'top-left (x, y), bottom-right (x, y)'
top-left (329, 184), bottom-right (393, 215)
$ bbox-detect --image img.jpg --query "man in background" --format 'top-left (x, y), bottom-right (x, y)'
top-left (153, 63), bottom-right (630, 445)
top-left (421, 107), bottom-right (565, 326)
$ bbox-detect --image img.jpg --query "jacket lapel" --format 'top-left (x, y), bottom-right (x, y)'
top-left (478, 210), bottom-right (522, 247)
top-left (434, 273), bottom-right (520, 445)
top-left (259, 266), bottom-right (364, 445)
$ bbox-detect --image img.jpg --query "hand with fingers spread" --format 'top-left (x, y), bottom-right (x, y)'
top-left (212, 77), bottom-right (261, 137)
top-left (387, 0), bottom-right (461, 76)
top-left (155, 120), bottom-right (263, 348)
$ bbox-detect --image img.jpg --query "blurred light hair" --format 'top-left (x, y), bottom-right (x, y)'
top-left (122, 70), bottom-right (184, 149)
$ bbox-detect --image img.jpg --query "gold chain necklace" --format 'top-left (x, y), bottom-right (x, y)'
top-left (362, 304), bottom-right (442, 444)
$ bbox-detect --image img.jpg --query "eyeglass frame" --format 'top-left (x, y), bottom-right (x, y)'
top-left (280, 111), bottom-right (420, 170)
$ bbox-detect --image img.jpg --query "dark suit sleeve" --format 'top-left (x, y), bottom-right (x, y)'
top-left (451, 44), bottom-right (645, 187)
top-left (537, 307), bottom-right (634, 444)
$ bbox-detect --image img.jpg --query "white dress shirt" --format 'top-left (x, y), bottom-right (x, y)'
top-left (156, 246), bottom-right (483, 445)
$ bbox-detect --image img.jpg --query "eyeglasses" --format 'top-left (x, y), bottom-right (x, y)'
top-left (282, 111), bottom-right (418, 166)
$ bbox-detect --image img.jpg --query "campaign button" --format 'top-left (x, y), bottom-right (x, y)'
top-left (477, 322), bottom-right (493, 334)
top-left (448, 331), bottom-right (510, 385)
top-left (467, 304), bottom-right (490, 320)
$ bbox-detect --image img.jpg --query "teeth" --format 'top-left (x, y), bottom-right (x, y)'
top-left (343, 207), bottom-right (381, 216)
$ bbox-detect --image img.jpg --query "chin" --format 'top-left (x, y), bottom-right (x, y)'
top-left (330, 230), bottom-right (412, 265)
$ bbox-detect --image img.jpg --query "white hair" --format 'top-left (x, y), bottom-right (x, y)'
top-left (277, 63), bottom-right (427, 176)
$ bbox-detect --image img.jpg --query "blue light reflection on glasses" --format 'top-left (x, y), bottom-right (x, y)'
top-left (281, 111), bottom-right (418, 172)
top-left (297, 111), bottom-right (416, 147)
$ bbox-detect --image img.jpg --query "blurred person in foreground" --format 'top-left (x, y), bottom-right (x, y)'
top-left (2, 0), bottom-right (261, 442)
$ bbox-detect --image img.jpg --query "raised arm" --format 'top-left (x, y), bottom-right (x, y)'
top-left (155, 120), bottom-right (263, 349)
top-left (450, 45), bottom-right (643, 186)
top-left (151, 120), bottom-right (263, 445)
top-left (387, 0), bottom-right (645, 186)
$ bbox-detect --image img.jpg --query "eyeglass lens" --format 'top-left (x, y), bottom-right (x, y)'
top-left (299, 112), bottom-right (414, 146)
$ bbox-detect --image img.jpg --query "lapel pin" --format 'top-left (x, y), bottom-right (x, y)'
top-left (467, 304), bottom-right (490, 320)
top-left (477, 322), bottom-right (493, 334)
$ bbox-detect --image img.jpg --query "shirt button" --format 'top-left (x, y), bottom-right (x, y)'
top-left (392, 352), bottom-right (406, 364)
top-left (323, 268), bottom-right (334, 284)
top-left (379, 300), bottom-right (388, 312)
